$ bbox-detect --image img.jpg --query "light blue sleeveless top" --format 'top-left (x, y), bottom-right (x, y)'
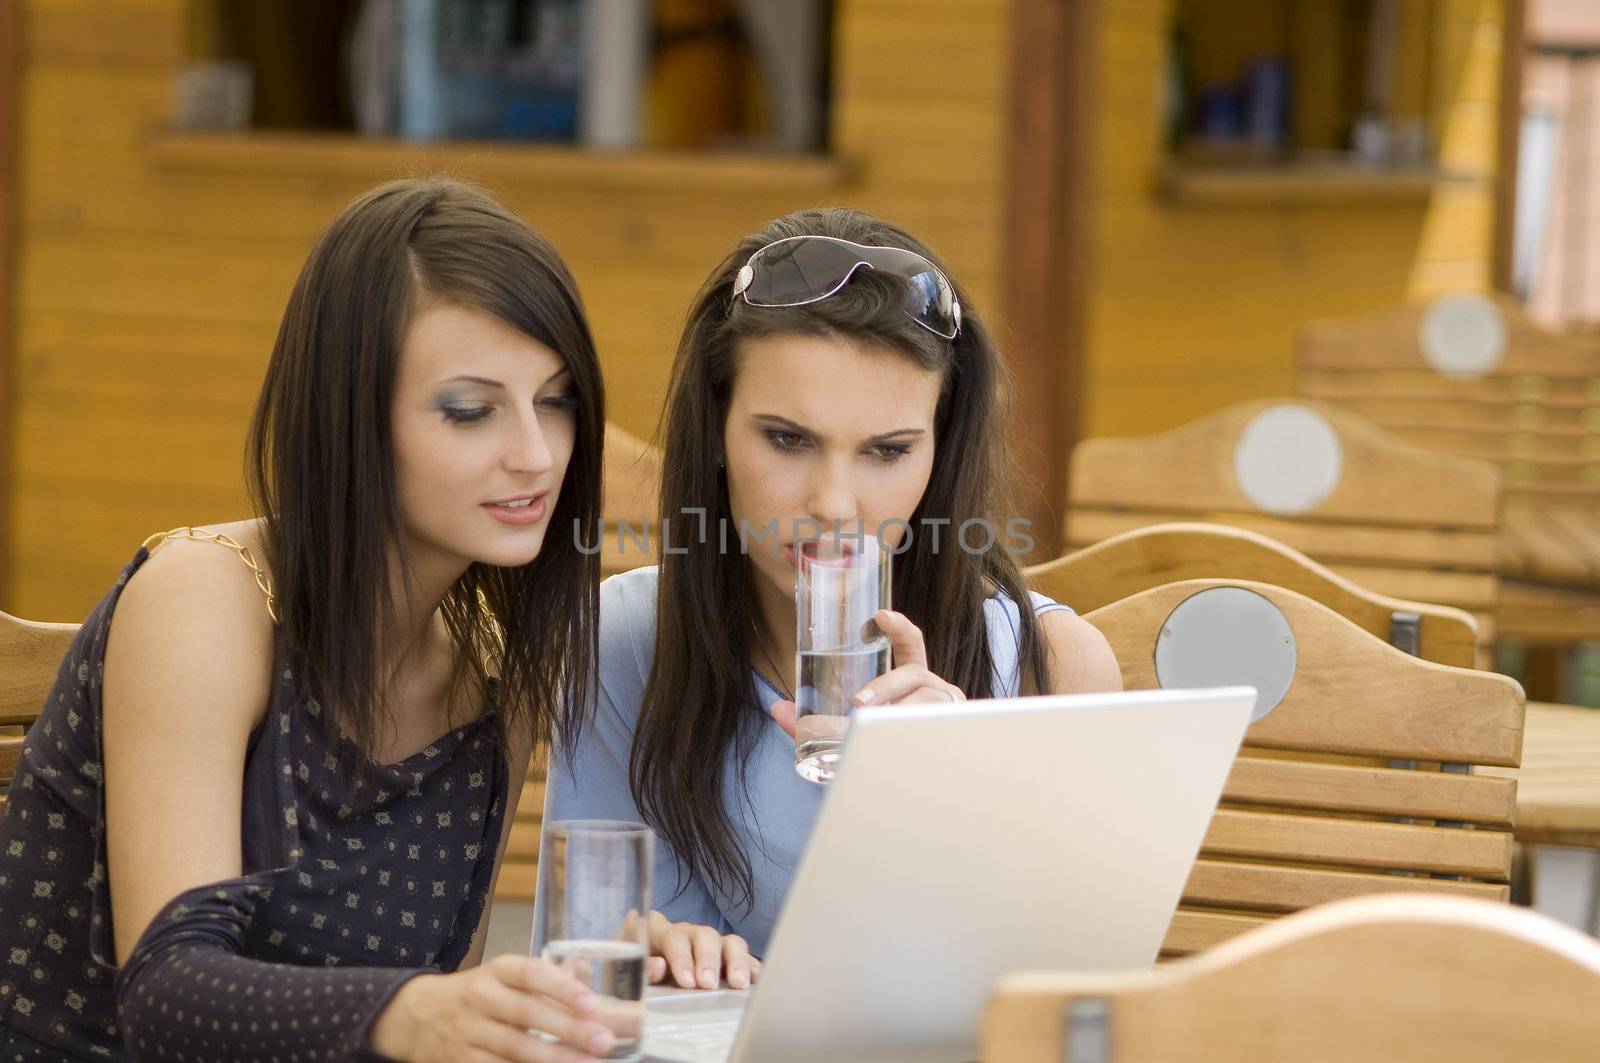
top-left (547, 565), bottom-right (1072, 957)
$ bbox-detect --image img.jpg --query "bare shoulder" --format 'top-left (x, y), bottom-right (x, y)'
top-left (1038, 608), bottom-right (1122, 695)
top-left (108, 519), bottom-right (278, 732)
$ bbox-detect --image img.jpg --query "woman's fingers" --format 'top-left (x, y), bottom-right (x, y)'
top-left (647, 955), bottom-right (669, 984)
top-left (489, 955), bottom-right (597, 1016)
top-left (653, 920), bottom-right (700, 989)
top-left (721, 934), bottom-right (753, 990)
top-left (852, 663), bottom-right (963, 706)
top-left (690, 924), bottom-right (725, 988)
top-left (477, 964), bottom-right (612, 1054)
top-left (873, 609), bottom-right (929, 668)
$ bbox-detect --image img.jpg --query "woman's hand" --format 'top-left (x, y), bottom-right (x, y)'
top-left (771, 609), bottom-right (965, 737)
top-left (369, 955), bottom-right (618, 1062)
top-left (646, 910), bottom-right (760, 990)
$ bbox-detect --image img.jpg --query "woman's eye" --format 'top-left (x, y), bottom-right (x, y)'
top-left (765, 430), bottom-right (808, 452)
top-left (868, 443), bottom-right (911, 462)
top-left (441, 405), bottom-right (492, 425)
top-left (537, 392), bottom-right (580, 412)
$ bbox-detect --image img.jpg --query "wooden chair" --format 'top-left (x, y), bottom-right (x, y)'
top-left (1027, 522), bottom-right (1479, 667)
top-left (0, 610), bottom-right (78, 797)
top-left (983, 893), bottom-right (1600, 1063)
top-left (1298, 292), bottom-right (1600, 693)
top-left (1066, 397), bottom-right (1504, 655)
top-left (1081, 578), bottom-right (1524, 956)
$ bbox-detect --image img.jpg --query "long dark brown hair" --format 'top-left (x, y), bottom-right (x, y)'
top-left (247, 177), bottom-right (603, 760)
top-left (633, 207), bottom-right (1050, 908)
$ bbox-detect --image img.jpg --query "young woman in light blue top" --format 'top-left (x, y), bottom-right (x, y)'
top-left (551, 208), bottom-right (1121, 982)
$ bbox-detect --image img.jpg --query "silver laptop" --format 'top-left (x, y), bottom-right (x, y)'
top-left (642, 685), bottom-right (1256, 1063)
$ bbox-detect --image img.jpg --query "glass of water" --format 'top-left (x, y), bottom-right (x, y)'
top-left (794, 535), bottom-right (891, 783)
top-left (534, 821), bottom-right (653, 1062)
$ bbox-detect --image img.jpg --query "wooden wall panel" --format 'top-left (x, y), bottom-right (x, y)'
top-left (1082, 0), bottom-right (1507, 441)
top-left (4, 0), bottom-right (1012, 620)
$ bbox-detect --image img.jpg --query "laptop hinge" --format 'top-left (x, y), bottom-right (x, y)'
top-left (1063, 998), bottom-right (1111, 1063)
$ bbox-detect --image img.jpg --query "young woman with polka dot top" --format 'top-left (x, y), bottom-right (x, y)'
top-left (0, 178), bottom-right (749, 1062)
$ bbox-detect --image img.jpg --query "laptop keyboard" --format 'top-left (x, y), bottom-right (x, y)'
top-left (643, 1017), bottom-right (742, 1063)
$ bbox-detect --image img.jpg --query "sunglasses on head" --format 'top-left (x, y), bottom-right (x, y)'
top-left (731, 235), bottom-right (962, 340)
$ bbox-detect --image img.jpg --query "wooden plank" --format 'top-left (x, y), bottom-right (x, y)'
top-left (1297, 293), bottom-right (1600, 379)
top-left (1003, 0), bottom-right (1100, 560)
top-left (1, 735), bottom-right (22, 785)
top-left (1069, 399), bottom-right (1503, 529)
top-left (1182, 858), bottom-right (1509, 914)
top-left (1029, 522), bottom-right (1480, 667)
top-left (1160, 908), bottom-right (1273, 956)
top-left (1064, 509), bottom-right (1499, 571)
top-left (0, 0), bottom-right (16, 604)
top-left (1201, 808), bottom-right (1513, 879)
top-left (1323, 564), bottom-right (1499, 611)
top-left (1223, 755), bottom-right (1517, 827)
top-left (986, 901), bottom-right (1600, 1063)
top-left (25, 0), bottom-right (184, 64)
top-left (1498, 581), bottom-right (1600, 643)
top-left (1085, 579), bottom-right (1526, 766)
top-left (0, 613), bottom-right (78, 723)
top-left (495, 859), bottom-right (537, 902)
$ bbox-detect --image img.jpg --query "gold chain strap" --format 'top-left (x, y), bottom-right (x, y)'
top-left (142, 527), bottom-right (280, 623)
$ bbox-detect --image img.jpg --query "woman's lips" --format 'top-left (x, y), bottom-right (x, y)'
top-left (483, 493), bottom-right (548, 525)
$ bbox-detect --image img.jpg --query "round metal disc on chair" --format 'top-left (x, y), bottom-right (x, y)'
top-left (1154, 587), bottom-right (1297, 723)
top-left (1233, 404), bottom-right (1344, 516)
top-left (1419, 293), bottom-right (1506, 379)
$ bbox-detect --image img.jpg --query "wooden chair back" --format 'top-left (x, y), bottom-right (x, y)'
top-left (984, 894), bottom-right (1600, 1063)
top-left (1297, 292), bottom-right (1600, 508)
top-left (0, 610), bottom-right (78, 793)
top-left (1066, 397), bottom-right (1504, 646)
top-left (1297, 293), bottom-right (1600, 649)
top-left (1027, 522), bottom-right (1479, 667)
top-left (1082, 578), bottom-right (1524, 956)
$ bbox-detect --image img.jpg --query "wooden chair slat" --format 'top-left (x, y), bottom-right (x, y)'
top-left (1160, 909), bottom-right (1272, 956)
top-left (0, 612), bottom-right (78, 726)
top-left (1070, 399), bottom-right (1501, 530)
top-left (1027, 522), bottom-right (1478, 667)
top-left (1222, 754), bottom-right (1516, 826)
top-left (1085, 580), bottom-right (1526, 765)
top-left (1298, 293), bottom-right (1600, 377)
top-left (1202, 808), bottom-right (1512, 879)
top-left (1182, 859), bottom-right (1508, 914)
top-left (985, 895), bottom-right (1600, 1063)
top-left (1064, 508), bottom-right (1500, 571)
top-left (495, 859), bottom-right (537, 902)
top-left (1323, 564), bottom-right (1500, 611)
top-left (0, 736), bottom-right (22, 788)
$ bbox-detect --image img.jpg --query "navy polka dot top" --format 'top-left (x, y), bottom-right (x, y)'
top-left (0, 542), bottom-right (509, 1060)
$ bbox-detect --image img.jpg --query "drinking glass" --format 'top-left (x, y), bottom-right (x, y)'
top-left (793, 535), bottom-right (892, 783)
top-left (534, 821), bottom-right (653, 1061)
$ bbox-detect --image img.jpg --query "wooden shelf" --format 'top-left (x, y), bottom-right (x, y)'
top-left (147, 131), bottom-right (852, 193)
top-left (1155, 157), bottom-right (1486, 208)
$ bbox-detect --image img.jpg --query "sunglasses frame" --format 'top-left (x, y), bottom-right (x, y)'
top-left (732, 234), bottom-right (962, 340)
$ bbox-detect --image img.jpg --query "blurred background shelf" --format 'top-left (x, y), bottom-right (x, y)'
top-left (1157, 156), bottom-right (1487, 207)
top-left (147, 132), bottom-right (850, 192)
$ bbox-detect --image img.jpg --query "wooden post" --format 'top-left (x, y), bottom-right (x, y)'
top-left (1496, 0), bottom-right (1526, 293)
top-left (0, 0), bottom-right (22, 607)
top-left (1003, 0), bottom-right (1099, 562)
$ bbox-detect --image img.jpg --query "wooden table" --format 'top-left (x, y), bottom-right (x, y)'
top-left (1482, 702), bottom-right (1600, 932)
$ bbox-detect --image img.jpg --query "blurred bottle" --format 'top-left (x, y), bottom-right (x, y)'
top-left (642, 0), bottom-right (767, 149)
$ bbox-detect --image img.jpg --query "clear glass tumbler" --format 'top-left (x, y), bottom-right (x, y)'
top-left (793, 535), bottom-right (892, 783)
top-left (534, 821), bottom-right (653, 1061)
